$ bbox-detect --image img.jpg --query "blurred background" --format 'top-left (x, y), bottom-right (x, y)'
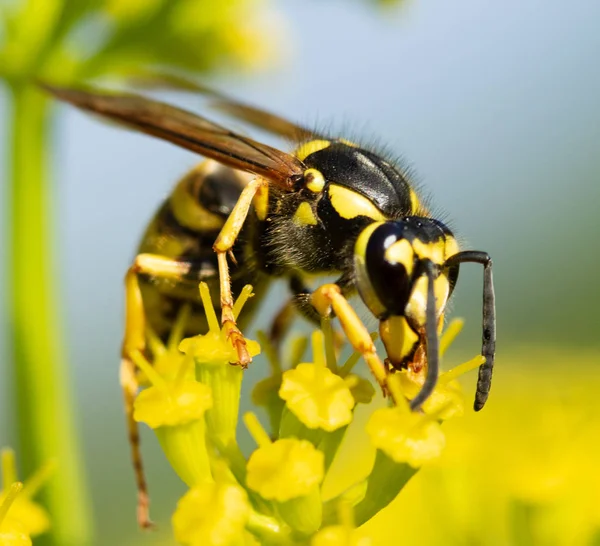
top-left (1, 0), bottom-right (599, 544)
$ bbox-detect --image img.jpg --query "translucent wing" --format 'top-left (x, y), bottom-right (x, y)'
top-left (131, 73), bottom-right (321, 142)
top-left (42, 84), bottom-right (305, 188)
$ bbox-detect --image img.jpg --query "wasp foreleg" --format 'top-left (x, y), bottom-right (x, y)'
top-left (311, 284), bottom-right (394, 402)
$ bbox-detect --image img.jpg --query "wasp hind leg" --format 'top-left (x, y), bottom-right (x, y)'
top-left (121, 253), bottom-right (214, 528)
top-left (213, 177), bottom-right (269, 367)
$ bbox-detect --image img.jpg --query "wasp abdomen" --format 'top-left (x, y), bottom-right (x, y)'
top-left (137, 161), bottom-right (263, 338)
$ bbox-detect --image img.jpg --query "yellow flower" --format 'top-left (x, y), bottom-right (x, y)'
top-left (366, 407), bottom-right (446, 467)
top-left (179, 330), bottom-right (261, 367)
top-left (400, 354), bottom-right (485, 420)
top-left (172, 483), bottom-right (250, 546)
top-left (398, 368), bottom-right (465, 420)
top-left (0, 483), bottom-right (31, 546)
top-left (178, 283), bottom-right (260, 444)
top-left (134, 380), bottom-right (212, 429)
top-left (246, 438), bottom-right (324, 501)
top-left (0, 452), bottom-right (51, 537)
top-left (0, 493), bottom-right (49, 538)
top-left (178, 283), bottom-right (260, 367)
top-left (312, 526), bottom-right (373, 546)
top-left (280, 363), bottom-right (356, 431)
top-left (131, 350), bottom-right (214, 486)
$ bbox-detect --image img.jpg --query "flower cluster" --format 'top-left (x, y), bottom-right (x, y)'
top-left (0, 449), bottom-right (53, 545)
top-left (0, 0), bottom-right (276, 86)
top-left (132, 283), bottom-right (483, 544)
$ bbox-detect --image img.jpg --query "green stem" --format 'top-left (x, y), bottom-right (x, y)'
top-left (322, 450), bottom-right (417, 527)
top-left (7, 83), bottom-right (93, 545)
top-left (352, 450), bottom-right (416, 525)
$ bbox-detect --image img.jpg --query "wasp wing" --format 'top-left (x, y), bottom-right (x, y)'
top-left (130, 73), bottom-right (320, 142)
top-left (42, 84), bottom-right (305, 188)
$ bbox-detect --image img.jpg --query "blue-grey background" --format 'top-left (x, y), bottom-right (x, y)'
top-left (1, 0), bottom-right (599, 543)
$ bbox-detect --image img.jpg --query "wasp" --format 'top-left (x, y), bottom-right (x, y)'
top-left (44, 82), bottom-right (496, 527)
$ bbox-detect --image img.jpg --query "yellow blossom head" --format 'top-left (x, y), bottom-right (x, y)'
top-left (134, 381), bottom-right (212, 429)
top-left (179, 331), bottom-right (260, 367)
top-left (398, 369), bottom-right (465, 420)
top-left (398, 354), bottom-right (485, 420)
top-left (0, 494), bottom-right (49, 538)
top-left (172, 483), bottom-right (250, 546)
top-left (0, 453), bottom-right (51, 538)
top-left (179, 283), bottom-right (260, 366)
top-left (0, 483), bottom-right (31, 546)
top-left (279, 363), bottom-right (356, 431)
top-left (246, 438), bottom-right (325, 501)
top-left (367, 407), bottom-right (446, 467)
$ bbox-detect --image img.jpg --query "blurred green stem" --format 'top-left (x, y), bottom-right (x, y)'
top-left (8, 83), bottom-right (93, 545)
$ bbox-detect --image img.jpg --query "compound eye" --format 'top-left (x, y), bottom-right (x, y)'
top-left (354, 222), bottom-right (415, 318)
top-left (370, 223), bottom-right (415, 316)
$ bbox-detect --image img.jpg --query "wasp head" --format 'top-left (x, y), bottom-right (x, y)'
top-left (354, 218), bottom-right (460, 372)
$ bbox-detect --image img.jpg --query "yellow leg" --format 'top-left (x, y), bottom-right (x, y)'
top-left (311, 284), bottom-right (394, 402)
top-left (121, 253), bottom-right (202, 527)
top-left (121, 266), bottom-right (152, 528)
top-left (213, 177), bottom-right (268, 366)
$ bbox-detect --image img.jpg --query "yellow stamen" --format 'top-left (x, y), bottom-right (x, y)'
top-left (244, 412), bottom-right (272, 448)
top-left (167, 303), bottom-right (191, 352)
top-left (439, 354), bottom-right (486, 384)
top-left (387, 375), bottom-right (410, 414)
top-left (130, 349), bottom-right (170, 397)
top-left (439, 318), bottom-right (464, 356)
top-left (0, 482), bottom-right (23, 525)
top-left (21, 460), bottom-right (56, 499)
top-left (146, 323), bottom-right (166, 359)
top-left (174, 353), bottom-right (192, 388)
top-left (320, 318), bottom-right (338, 373)
top-left (1, 449), bottom-right (17, 492)
top-left (311, 330), bottom-right (326, 369)
top-left (199, 282), bottom-right (220, 333)
top-left (233, 285), bottom-right (254, 320)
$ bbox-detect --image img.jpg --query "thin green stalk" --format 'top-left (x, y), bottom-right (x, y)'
top-left (8, 83), bottom-right (93, 545)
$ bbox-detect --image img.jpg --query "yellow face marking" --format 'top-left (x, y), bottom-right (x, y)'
top-left (295, 140), bottom-right (331, 161)
top-left (405, 274), bottom-right (451, 328)
top-left (412, 239), bottom-right (446, 266)
top-left (304, 168), bottom-right (325, 193)
top-left (384, 239), bottom-right (414, 275)
top-left (253, 178), bottom-right (269, 221)
top-left (329, 184), bottom-right (386, 221)
top-left (293, 201), bottom-right (318, 226)
top-left (338, 138), bottom-right (357, 147)
top-left (379, 315), bottom-right (419, 365)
